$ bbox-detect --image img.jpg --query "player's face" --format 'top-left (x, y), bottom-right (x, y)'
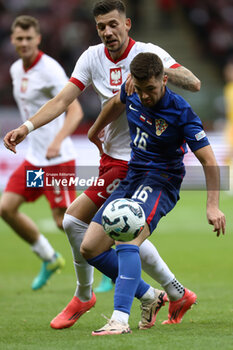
top-left (11, 26), bottom-right (41, 62)
top-left (95, 10), bottom-right (131, 59)
top-left (133, 75), bottom-right (168, 107)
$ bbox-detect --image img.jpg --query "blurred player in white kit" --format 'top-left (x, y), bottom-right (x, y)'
top-left (0, 15), bottom-right (83, 290)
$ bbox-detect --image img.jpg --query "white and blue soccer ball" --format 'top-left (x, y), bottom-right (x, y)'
top-left (101, 198), bottom-right (145, 242)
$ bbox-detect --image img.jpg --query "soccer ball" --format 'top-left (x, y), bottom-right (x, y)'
top-left (102, 198), bottom-right (145, 242)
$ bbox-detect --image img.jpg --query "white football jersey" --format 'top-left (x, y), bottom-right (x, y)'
top-left (70, 38), bottom-right (180, 161)
top-left (10, 51), bottom-right (76, 166)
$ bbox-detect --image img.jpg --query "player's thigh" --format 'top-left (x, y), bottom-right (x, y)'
top-left (0, 191), bottom-right (25, 215)
top-left (4, 160), bottom-right (42, 204)
top-left (116, 222), bottom-right (151, 247)
top-left (81, 221), bottom-right (114, 259)
top-left (66, 192), bottom-right (99, 224)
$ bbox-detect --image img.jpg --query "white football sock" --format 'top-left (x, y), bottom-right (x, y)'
top-left (31, 234), bottom-right (55, 261)
top-left (63, 214), bottom-right (93, 301)
top-left (140, 239), bottom-right (174, 286)
top-left (140, 286), bottom-right (157, 302)
top-left (111, 310), bottom-right (129, 325)
top-left (163, 278), bottom-right (185, 301)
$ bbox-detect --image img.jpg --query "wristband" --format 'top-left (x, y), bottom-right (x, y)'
top-left (23, 120), bottom-right (34, 133)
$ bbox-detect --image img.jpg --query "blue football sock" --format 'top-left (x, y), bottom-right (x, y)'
top-left (87, 248), bottom-right (118, 282)
top-left (114, 244), bottom-right (141, 314)
top-left (87, 248), bottom-right (150, 299)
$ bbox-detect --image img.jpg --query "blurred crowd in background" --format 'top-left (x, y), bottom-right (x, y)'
top-left (0, 0), bottom-right (232, 132)
top-left (180, 0), bottom-right (233, 65)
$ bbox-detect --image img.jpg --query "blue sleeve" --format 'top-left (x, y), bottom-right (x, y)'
top-left (120, 82), bottom-right (127, 104)
top-left (181, 108), bottom-right (210, 152)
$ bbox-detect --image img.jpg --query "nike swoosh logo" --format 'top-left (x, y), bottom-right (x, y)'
top-left (145, 309), bottom-right (153, 323)
top-left (120, 275), bottom-right (135, 280)
top-left (97, 192), bottom-right (107, 199)
top-left (129, 104), bottom-right (138, 112)
top-left (145, 292), bottom-right (166, 323)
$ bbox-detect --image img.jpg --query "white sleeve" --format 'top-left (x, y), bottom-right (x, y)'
top-left (70, 49), bottom-right (92, 88)
top-left (145, 43), bottom-right (179, 69)
top-left (45, 60), bottom-right (68, 96)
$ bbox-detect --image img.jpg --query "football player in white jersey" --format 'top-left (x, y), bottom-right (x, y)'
top-left (4, 1), bottom-right (202, 328)
top-left (0, 16), bottom-right (83, 290)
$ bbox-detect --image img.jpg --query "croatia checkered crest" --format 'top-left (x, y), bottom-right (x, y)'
top-left (102, 198), bottom-right (145, 242)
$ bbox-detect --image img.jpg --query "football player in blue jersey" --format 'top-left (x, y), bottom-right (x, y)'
top-left (4, 2), bottom-right (202, 330)
top-left (85, 52), bottom-right (226, 336)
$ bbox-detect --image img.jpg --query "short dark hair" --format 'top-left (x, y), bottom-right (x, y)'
top-left (93, 0), bottom-right (126, 17)
top-left (11, 15), bottom-right (40, 34)
top-left (130, 53), bottom-right (164, 81)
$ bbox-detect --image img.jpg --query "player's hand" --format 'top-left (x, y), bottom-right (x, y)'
top-left (125, 74), bottom-right (135, 96)
top-left (46, 141), bottom-right (61, 160)
top-left (207, 207), bottom-right (226, 237)
top-left (88, 126), bottom-right (104, 155)
top-left (3, 125), bottom-right (28, 153)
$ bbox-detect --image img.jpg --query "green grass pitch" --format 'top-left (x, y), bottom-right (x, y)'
top-left (0, 191), bottom-right (232, 350)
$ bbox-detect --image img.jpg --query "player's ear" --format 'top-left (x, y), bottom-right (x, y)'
top-left (125, 18), bottom-right (131, 32)
top-left (37, 34), bottom-right (42, 46)
top-left (163, 74), bottom-right (168, 86)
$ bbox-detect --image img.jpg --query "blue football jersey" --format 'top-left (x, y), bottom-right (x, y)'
top-left (120, 82), bottom-right (209, 173)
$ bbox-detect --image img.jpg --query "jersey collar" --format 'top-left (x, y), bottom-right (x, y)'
top-left (104, 37), bottom-right (136, 64)
top-left (23, 50), bottom-right (44, 72)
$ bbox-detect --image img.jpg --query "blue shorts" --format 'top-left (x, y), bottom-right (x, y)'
top-left (92, 167), bottom-right (182, 234)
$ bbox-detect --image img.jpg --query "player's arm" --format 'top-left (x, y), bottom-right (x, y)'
top-left (164, 66), bottom-right (201, 92)
top-left (88, 91), bottom-right (125, 154)
top-left (46, 99), bottom-right (84, 160)
top-left (4, 82), bottom-right (81, 154)
top-left (194, 145), bottom-right (226, 236)
top-left (126, 66), bottom-right (201, 96)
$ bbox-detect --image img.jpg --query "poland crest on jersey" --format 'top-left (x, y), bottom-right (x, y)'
top-left (20, 77), bottom-right (28, 93)
top-left (110, 67), bottom-right (122, 86)
top-left (155, 118), bottom-right (168, 136)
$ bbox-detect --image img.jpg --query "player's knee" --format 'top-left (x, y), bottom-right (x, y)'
top-left (62, 213), bottom-right (72, 233)
top-left (80, 241), bottom-right (87, 258)
top-left (63, 213), bottom-right (88, 236)
top-left (0, 202), bottom-right (14, 221)
top-left (63, 213), bottom-right (80, 237)
top-left (80, 242), bottom-right (93, 260)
